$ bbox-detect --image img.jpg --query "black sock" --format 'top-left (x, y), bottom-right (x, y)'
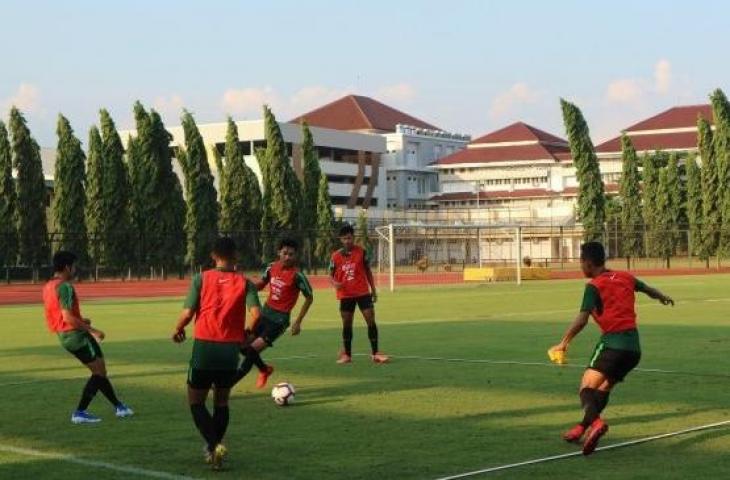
top-left (213, 406), bottom-right (230, 444)
top-left (367, 324), bottom-right (379, 354)
top-left (190, 403), bottom-right (217, 452)
top-left (234, 347), bottom-right (263, 384)
top-left (96, 376), bottom-right (122, 407)
top-left (77, 375), bottom-right (101, 411)
top-left (595, 390), bottom-right (610, 415)
top-left (343, 324), bottom-right (353, 356)
top-left (252, 351), bottom-right (267, 372)
top-left (579, 388), bottom-right (601, 427)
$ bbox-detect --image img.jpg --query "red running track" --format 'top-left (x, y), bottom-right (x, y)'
top-left (1, 268), bottom-right (726, 306)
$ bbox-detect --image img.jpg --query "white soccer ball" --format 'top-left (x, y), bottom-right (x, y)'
top-left (271, 382), bottom-right (296, 406)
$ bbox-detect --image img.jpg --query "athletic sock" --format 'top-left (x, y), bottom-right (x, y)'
top-left (77, 375), bottom-right (101, 411)
top-left (595, 390), bottom-right (610, 415)
top-left (212, 406), bottom-right (230, 444)
top-left (234, 346), bottom-right (262, 384)
top-left (579, 388), bottom-right (601, 427)
top-left (367, 324), bottom-right (379, 354)
top-left (190, 403), bottom-right (217, 452)
top-left (96, 376), bottom-right (122, 407)
top-left (253, 351), bottom-right (267, 372)
top-left (343, 324), bottom-right (353, 356)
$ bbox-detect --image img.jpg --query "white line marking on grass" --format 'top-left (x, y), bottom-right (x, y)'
top-left (0, 444), bottom-right (201, 480)
top-left (354, 354), bottom-right (730, 379)
top-left (433, 419), bottom-right (730, 480)
top-left (0, 354), bottom-right (320, 387)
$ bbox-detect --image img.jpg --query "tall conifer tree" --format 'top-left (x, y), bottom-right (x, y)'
top-left (618, 135), bottom-right (643, 262)
top-left (0, 121), bottom-right (18, 267)
top-left (698, 116), bottom-right (719, 263)
top-left (685, 154), bottom-right (703, 257)
top-left (85, 126), bottom-right (104, 264)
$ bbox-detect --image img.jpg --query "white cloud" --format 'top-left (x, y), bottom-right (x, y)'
top-left (489, 82), bottom-right (540, 119)
top-left (220, 86), bottom-right (280, 116)
top-left (3, 83), bottom-right (41, 113)
top-left (376, 83), bottom-right (417, 104)
top-left (605, 78), bottom-right (644, 104)
top-left (654, 59), bottom-right (672, 94)
top-left (152, 94), bottom-right (185, 121)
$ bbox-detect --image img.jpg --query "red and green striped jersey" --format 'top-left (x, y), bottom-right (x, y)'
top-left (261, 261), bottom-right (313, 313)
top-left (42, 278), bottom-right (80, 333)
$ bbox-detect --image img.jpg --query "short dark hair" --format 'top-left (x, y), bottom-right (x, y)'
top-left (212, 237), bottom-right (237, 260)
top-left (580, 242), bottom-right (606, 266)
top-left (278, 237), bottom-right (299, 251)
top-left (53, 251), bottom-right (77, 272)
top-left (338, 224), bottom-right (355, 237)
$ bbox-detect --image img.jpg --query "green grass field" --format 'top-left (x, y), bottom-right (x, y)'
top-left (1, 275), bottom-right (729, 479)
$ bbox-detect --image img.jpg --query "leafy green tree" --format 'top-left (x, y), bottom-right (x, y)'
top-left (300, 121), bottom-right (321, 267)
top-left (9, 107), bottom-right (48, 268)
top-left (85, 126), bottom-right (104, 264)
top-left (618, 135), bottom-right (643, 263)
top-left (665, 154), bottom-right (682, 254)
top-left (0, 121), bottom-right (18, 267)
top-left (560, 99), bottom-right (605, 241)
top-left (698, 116), bottom-right (719, 264)
top-left (685, 154), bottom-right (703, 257)
top-left (654, 168), bottom-right (675, 266)
top-left (356, 209), bottom-right (371, 252)
top-left (710, 89), bottom-right (730, 257)
top-left (52, 114), bottom-right (88, 259)
top-left (314, 173), bottom-right (335, 269)
top-left (642, 153), bottom-right (660, 257)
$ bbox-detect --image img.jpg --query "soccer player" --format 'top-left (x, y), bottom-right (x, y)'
top-left (330, 224), bottom-right (388, 364)
top-left (172, 237), bottom-right (261, 470)
top-left (42, 251), bottom-right (133, 424)
top-left (549, 242), bottom-right (674, 455)
top-left (234, 238), bottom-right (314, 389)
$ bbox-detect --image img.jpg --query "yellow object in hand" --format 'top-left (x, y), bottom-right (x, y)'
top-left (548, 348), bottom-right (566, 365)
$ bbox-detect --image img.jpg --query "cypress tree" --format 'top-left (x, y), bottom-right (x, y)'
top-left (220, 118), bottom-right (248, 235)
top-left (52, 114), bottom-right (88, 259)
top-left (356, 209), bottom-right (370, 252)
top-left (314, 172), bottom-right (335, 269)
top-left (257, 147), bottom-right (275, 262)
top-left (0, 121), bottom-right (18, 267)
top-left (300, 121), bottom-right (321, 265)
top-left (618, 135), bottom-right (643, 263)
top-left (85, 126), bottom-right (104, 264)
top-left (10, 107), bottom-right (49, 268)
top-left (180, 110), bottom-right (219, 267)
top-left (642, 153), bottom-right (660, 257)
top-left (698, 116), bottom-right (720, 264)
top-left (710, 89), bottom-right (730, 257)
top-left (129, 101), bottom-right (154, 266)
top-left (560, 99), bottom-right (605, 241)
top-left (666, 154), bottom-right (682, 254)
top-left (654, 168), bottom-right (674, 267)
top-left (685, 154), bottom-right (703, 258)
top-left (99, 109), bottom-right (133, 271)
top-left (263, 106), bottom-right (300, 231)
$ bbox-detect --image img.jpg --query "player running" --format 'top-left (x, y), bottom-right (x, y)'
top-left (549, 242), bottom-right (674, 455)
top-left (330, 224), bottom-right (388, 364)
top-left (172, 237), bottom-right (261, 470)
top-left (42, 251), bottom-right (133, 424)
top-left (233, 237), bottom-right (314, 389)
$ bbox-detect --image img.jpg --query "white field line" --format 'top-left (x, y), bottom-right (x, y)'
top-left (0, 354), bottom-right (319, 387)
top-left (433, 419), bottom-right (730, 480)
top-left (0, 444), bottom-right (201, 480)
top-left (352, 353), bottom-right (730, 378)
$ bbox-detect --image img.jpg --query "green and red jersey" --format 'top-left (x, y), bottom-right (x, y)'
top-left (42, 278), bottom-right (81, 333)
top-left (329, 245), bottom-right (372, 300)
top-left (183, 268), bottom-right (260, 343)
top-left (260, 261), bottom-right (313, 314)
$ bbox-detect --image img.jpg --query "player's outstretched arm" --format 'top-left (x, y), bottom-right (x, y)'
top-left (550, 311), bottom-right (590, 352)
top-left (637, 282), bottom-right (674, 306)
top-left (172, 309), bottom-right (194, 343)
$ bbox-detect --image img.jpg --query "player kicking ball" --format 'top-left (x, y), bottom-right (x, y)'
top-left (549, 242), bottom-right (674, 455)
top-left (172, 238), bottom-right (261, 470)
top-left (42, 251), bottom-right (133, 424)
top-left (330, 225), bottom-right (388, 364)
top-left (233, 237), bottom-right (314, 389)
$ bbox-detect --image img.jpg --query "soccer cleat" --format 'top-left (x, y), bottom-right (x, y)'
top-left (256, 365), bottom-right (275, 389)
top-left (336, 351), bottom-right (352, 364)
top-left (370, 352), bottom-right (390, 364)
top-left (71, 410), bottom-right (101, 424)
top-left (211, 443), bottom-right (227, 470)
top-left (562, 424), bottom-right (586, 443)
top-left (115, 403), bottom-right (134, 418)
top-left (582, 418), bottom-right (609, 455)
top-left (203, 445), bottom-right (213, 465)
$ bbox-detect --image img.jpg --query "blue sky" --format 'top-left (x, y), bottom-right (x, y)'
top-left (2, 0), bottom-right (729, 146)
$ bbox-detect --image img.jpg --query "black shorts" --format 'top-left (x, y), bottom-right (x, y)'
top-left (340, 294), bottom-right (374, 313)
top-left (588, 345), bottom-right (641, 382)
top-left (187, 367), bottom-right (237, 390)
top-left (251, 316), bottom-right (289, 346)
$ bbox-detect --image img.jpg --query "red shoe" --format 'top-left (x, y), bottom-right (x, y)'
top-left (562, 424), bottom-right (586, 443)
top-left (255, 365), bottom-right (274, 389)
top-left (336, 351), bottom-right (352, 364)
top-left (582, 418), bottom-right (609, 455)
top-left (370, 352), bottom-right (390, 364)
